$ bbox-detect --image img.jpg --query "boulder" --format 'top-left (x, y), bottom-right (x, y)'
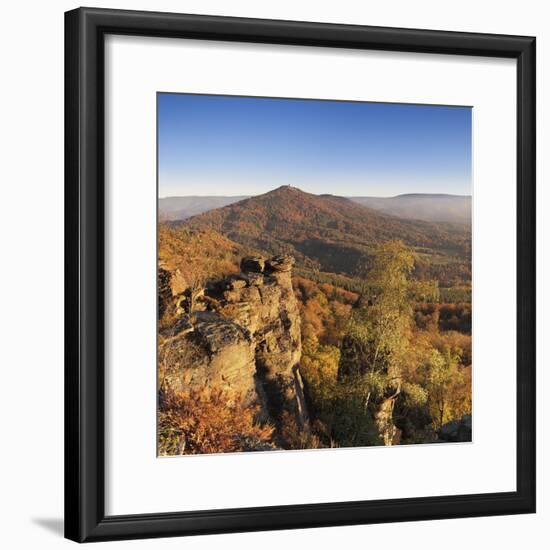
top-left (225, 276), bottom-right (248, 290)
top-left (240, 272), bottom-right (264, 286)
top-left (438, 415), bottom-right (472, 442)
top-left (240, 256), bottom-right (265, 273)
top-left (266, 254), bottom-right (295, 273)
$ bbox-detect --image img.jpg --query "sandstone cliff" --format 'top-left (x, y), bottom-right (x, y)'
top-left (158, 254), bottom-right (308, 443)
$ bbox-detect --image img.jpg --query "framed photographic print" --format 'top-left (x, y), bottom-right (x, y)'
top-left (65, 7), bottom-right (536, 542)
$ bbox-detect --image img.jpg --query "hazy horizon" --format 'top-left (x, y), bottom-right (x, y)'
top-left (159, 94), bottom-right (472, 198)
top-left (159, 187), bottom-right (472, 199)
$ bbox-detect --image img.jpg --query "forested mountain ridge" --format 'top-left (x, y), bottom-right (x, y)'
top-left (159, 190), bottom-right (471, 223)
top-left (178, 186), bottom-right (470, 280)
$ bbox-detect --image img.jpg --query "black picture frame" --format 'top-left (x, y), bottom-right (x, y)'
top-left (65, 7), bottom-right (536, 543)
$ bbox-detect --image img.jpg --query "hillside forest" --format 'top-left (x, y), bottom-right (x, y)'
top-left (158, 186), bottom-right (472, 455)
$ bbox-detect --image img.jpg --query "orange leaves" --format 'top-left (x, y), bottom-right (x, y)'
top-left (158, 388), bottom-right (274, 456)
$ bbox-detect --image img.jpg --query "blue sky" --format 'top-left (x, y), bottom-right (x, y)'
top-left (158, 93), bottom-right (471, 198)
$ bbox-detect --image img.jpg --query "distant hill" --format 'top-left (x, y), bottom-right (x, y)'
top-left (159, 195), bottom-right (248, 221)
top-left (159, 192), bottom-right (471, 223)
top-left (178, 186), bottom-right (470, 276)
top-left (349, 194), bottom-right (471, 223)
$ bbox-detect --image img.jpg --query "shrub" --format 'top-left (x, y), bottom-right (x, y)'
top-left (158, 388), bottom-right (274, 455)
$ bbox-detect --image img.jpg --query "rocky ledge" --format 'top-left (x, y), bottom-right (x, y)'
top-left (158, 254), bottom-right (308, 435)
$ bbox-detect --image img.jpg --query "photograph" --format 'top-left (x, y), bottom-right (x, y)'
top-left (157, 93), bottom-right (473, 455)
top-left (0, 1), bottom-right (541, 546)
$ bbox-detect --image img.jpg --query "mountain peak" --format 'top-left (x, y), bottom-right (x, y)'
top-left (266, 186), bottom-right (350, 203)
top-left (266, 185), bottom-right (303, 196)
top-left (182, 184), bottom-right (470, 276)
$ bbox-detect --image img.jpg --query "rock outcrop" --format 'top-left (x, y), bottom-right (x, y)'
top-left (158, 254), bottom-right (308, 438)
top-left (374, 392), bottom-right (402, 446)
top-left (438, 414), bottom-right (472, 442)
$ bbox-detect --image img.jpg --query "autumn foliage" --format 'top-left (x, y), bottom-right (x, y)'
top-left (158, 186), bottom-right (473, 452)
top-left (298, 240), bottom-right (472, 447)
top-left (158, 389), bottom-right (274, 456)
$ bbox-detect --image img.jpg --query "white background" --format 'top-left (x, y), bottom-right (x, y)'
top-left (0, 0), bottom-right (547, 548)
top-left (105, 36), bottom-right (516, 515)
